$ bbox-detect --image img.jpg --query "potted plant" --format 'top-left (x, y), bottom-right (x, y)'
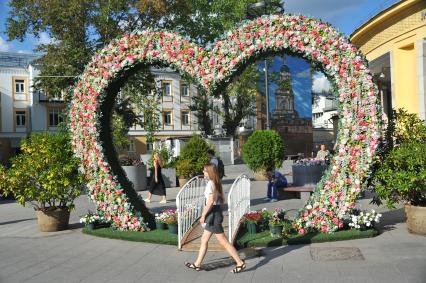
top-left (268, 208), bottom-right (286, 237)
top-left (119, 155), bottom-right (147, 191)
top-left (80, 210), bottom-right (105, 230)
top-left (161, 209), bottom-right (178, 234)
top-left (241, 211), bottom-right (262, 234)
top-left (176, 159), bottom-right (192, 188)
top-left (372, 141), bottom-right (426, 235)
top-left (0, 130), bottom-right (84, 232)
top-left (154, 211), bottom-right (169, 230)
top-left (178, 135), bottom-right (211, 178)
top-left (242, 130), bottom-right (286, 180)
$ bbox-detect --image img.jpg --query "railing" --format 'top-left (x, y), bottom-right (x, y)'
top-left (227, 174), bottom-right (251, 243)
top-left (176, 175), bottom-right (207, 250)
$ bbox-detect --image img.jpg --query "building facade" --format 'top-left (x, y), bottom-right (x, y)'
top-left (350, 0), bottom-right (426, 121)
top-left (0, 52), bottom-right (65, 165)
top-left (312, 93), bottom-right (338, 153)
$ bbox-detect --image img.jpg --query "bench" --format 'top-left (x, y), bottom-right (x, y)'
top-left (278, 185), bottom-right (314, 200)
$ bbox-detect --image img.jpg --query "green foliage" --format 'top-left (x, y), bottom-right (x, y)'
top-left (393, 108), bottom-right (426, 145)
top-left (217, 65), bottom-right (258, 137)
top-left (179, 135), bottom-right (212, 177)
top-left (176, 159), bottom-right (192, 178)
top-left (242, 130), bottom-right (286, 172)
top-left (0, 131), bottom-right (84, 210)
top-left (372, 142), bottom-right (426, 208)
top-left (369, 108), bottom-right (426, 207)
top-left (189, 89), bottom-right (214, 136)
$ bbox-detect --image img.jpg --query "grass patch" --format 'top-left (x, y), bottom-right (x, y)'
top-left (236, 228), bottom-right (379, 248)
top-left (83, 227), bottom-right (178, 245)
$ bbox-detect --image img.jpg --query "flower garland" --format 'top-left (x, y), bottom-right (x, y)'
top-left (70, 14), bottom-right (381, 232)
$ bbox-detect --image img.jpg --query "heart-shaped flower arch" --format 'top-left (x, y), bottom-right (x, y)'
top-left (70, 14), bottom-right (382, 233)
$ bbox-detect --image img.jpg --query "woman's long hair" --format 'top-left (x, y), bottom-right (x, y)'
top-left (204, 164), bottom-right (224, 204)
top-left (154, 152), bottom-right (163, 168)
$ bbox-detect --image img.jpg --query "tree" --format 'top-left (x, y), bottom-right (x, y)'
top-left (217, 65), bottom-right (259, 137)
top-left (189, 88), bottom-right (214, 136)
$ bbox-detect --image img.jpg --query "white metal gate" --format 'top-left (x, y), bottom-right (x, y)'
top-left (176, 176), bottom-right (207, 250)
top-left (227, 174), bottom-right (251, 243)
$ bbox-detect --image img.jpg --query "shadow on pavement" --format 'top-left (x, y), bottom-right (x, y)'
top-left (245, 245), bottom-right (303, 271)
top-left (0, 218), bottom-right (36, 226)
top-left (376, 208), bottom-right (405, 232)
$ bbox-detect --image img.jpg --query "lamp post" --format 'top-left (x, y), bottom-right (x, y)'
top-left (247, 1), bottom-right (284, 130)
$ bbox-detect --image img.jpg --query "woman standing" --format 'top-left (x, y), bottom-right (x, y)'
top-left (185, 164), bottom-right (246, 273)
top-left (144, 153), bottom-right (167, 204)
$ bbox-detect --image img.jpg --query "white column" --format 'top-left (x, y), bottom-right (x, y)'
top-left (28, 64), bottom-right (34, 132)
top-left (416, 39), bottom-right (426, 121)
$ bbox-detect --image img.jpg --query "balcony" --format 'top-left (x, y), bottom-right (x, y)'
top-left (38, 91), bottom-right (65, 104)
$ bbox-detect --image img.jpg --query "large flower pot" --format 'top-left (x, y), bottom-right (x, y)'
top-left (254, 170), bottom-right (268, 181)
top-left (405, 204), bottom-right (426, 235)
top-left (36, 207), bottom-right (70, 232)
top-left (269, 224), bottom-right (283, 237)
top-left (122, 165), bottom-right (147, 191)
top-left (156, 221), bottom-right (167, 230)
top-left (162, 168), bottom-right (177, 188)
top-left (246, 222), bottom-right (257, 234)
top-left (168, 223), bottom-right (178, 234)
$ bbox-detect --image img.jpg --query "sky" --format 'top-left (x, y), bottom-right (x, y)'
top-left (0, 0), bottom-right (401, 53)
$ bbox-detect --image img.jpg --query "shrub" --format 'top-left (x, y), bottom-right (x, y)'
top-left (0, 130), bottom-right (84, 211)
top-left (242, 130), bottom-right (286, 172)
top-left (176, 158), bottom-right (192, 178)
top-left (179, 135), bottom-right (212, 177)
top-left (372, 141), bottom-right (426, 208)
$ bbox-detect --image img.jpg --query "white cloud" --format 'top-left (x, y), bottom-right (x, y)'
top-left (296, 68), bottom-right (311, 78)
top-left (312, 72), bottom-right (331, 93)
top-left (38, 32), bottom-right (58, 45)
top-left (0, 36), bottom-right (10, 52)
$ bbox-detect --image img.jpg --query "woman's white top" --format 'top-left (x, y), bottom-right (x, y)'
top-left (204, 180), bottom-right (218, 205)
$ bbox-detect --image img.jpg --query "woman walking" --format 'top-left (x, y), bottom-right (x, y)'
top-left (185, 164), bottom-right (246, 273)
top-left (144, 152), bottom-right (167, 203)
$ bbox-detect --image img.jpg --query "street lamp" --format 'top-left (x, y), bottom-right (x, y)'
top-left (247, 1), bottom-right (284, 130)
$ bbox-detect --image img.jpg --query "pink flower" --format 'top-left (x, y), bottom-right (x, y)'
top-left (298, 229), bottom-right (305, 235)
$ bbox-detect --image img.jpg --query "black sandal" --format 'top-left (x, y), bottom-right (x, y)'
top-left (185, 262), bottom-right (202, 271)
top-left (231, 260), bottom-right (246, 274)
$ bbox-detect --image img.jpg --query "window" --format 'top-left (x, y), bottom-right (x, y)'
top-left (162, 81), bottom-right (171, 97)
top-left (163, 111), bottom-right (172, 126)
top-left (14, 78), bottom-right (26, 100)
top-left (182, 111), bottom-right (190, 126)
top-left (16, 111), bottom-right (26, 127)
top-left (48, 108), bottom-right (63, 127)
top-left (180, 83), bottom-right (189, 97)
top-left (128, 139), bottom-right (136, 153)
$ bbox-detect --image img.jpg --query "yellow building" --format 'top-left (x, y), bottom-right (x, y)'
top-left (351, 0), bottom-right (426, 121)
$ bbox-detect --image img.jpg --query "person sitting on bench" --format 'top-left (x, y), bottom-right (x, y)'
top-left (265, 168), bottom-right (288, 202)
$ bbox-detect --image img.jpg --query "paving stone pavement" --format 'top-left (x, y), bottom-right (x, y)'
top-left (0, 164), bottom-right (425, 283)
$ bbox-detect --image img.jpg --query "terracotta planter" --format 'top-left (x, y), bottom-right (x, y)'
top-left (36, 207), bottom-right (70, 232)
top-left (254, 170), bottom-right (268, 181)
top-left (405, 204), bottom-right (426, 235)
top-left (178, 178), bottom-right (189, 188)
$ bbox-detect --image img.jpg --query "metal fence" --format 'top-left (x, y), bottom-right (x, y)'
top-left (227, 174), bottom-right (251, 243)
top-left (176, 176), bottom-right (207, 250)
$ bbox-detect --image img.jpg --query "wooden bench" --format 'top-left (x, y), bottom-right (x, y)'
top-left (278, 185), bottom-right (314, 200)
